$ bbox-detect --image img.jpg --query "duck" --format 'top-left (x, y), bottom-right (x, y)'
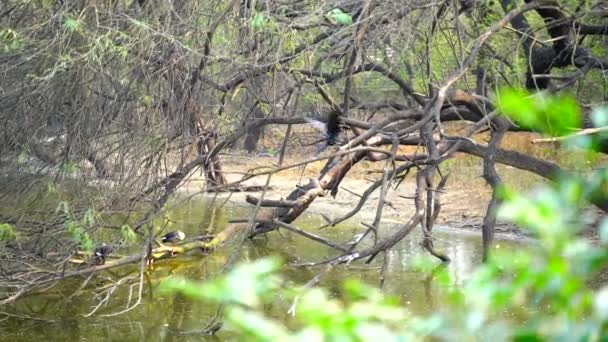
top-left (160, 230), bottom-right (186, 245)
top-left (94, 244), bottom-right (113, 265)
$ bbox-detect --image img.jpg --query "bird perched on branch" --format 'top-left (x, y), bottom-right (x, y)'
top-left (305, 113), bottom-right (345, 150)
top-left (94, 244), bottom-right (113, 265)
top-left (160, 230), bottom-right (186, 245)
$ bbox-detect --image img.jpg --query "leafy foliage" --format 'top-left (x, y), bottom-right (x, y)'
top-left (325, 8), bottom-right (353, 26)
top-left (0, 223), bottom-right (16, 242)
top-left (252, 12), bottom-right (267, 30)
top-left (161, 257), bottom-right (282, 306)
top-left (59, 202), bottom-right (96, 252)
top-left (120, 225), bottom-right (137, 244)
top-left (62, 16), bottom-right (82, 33)
top-left (161, 258), bottom-right (421, 341)
top-left (497, 88), bottom-right (581, 137)
top-left (0, 29), bottom-right (22, 52)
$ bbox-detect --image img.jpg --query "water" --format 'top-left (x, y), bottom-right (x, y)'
top-left (0, 197), bottom-right (518, 341)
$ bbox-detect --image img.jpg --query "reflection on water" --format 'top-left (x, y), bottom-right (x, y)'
top-left (0, 198), bottom-right (518, 341)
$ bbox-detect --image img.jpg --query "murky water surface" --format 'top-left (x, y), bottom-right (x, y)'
top-left (0, 198), bottom-right (519, 341)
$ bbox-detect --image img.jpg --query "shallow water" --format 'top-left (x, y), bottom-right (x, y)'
top-left (0, 197), bottom-right (518, 341)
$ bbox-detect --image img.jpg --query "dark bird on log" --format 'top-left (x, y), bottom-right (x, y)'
top-left (94, 244), bottom-right (113, 265)
top-left (325, 111), bottom-right (341, 146)
top-left (161, 230), bottom-right (186, 244)
top-left (305, 115), bottom-right (345, 149)
top-left (458, 0), bottom-right (474, 15)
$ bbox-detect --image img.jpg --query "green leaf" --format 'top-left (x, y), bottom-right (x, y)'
top-left (159, 277), bottom-right (206, 300)
top-left (120, 225), bottom-right (137, 244)
top-left (41, 0), bottom-right (54, 9)
top-left (354, 323), bottom-right (397, 342)
top-left (161, 258), bottom-right (282, 308)
top-left (80, 234), bottom-right (94, 252)
top-left (63, 16), bottom-right (82, 33)
top-left (46, 181), bottom-right (58, 195)
top-left (56, 201), bottom-right (70, 216)
top-left (293, 327), bottom-right (324, 342)
top-left (0, 223), bottom-right (16, 242)
top-left (225, 306), bottom-right (289, 341)
top-left (82, 208), bottom-right (96, 227)
top-left (252, 13), bottom-right (266, 29)
top-left (497, 88), bottom-right (580, 137)
top-left (16, 150), bottom-right (28, 164)
top-left (343, 278), bottom-right (377, 301)
top-left (61, 161), bottom-right (81, 173)
top-left (0, 29), bottom-right (22, 52)
top-left (298, 288), bottom-right (341, 323)
top-left (326, 8), bottom-right (353, 26)
top-left (513, 330), bottom-right (544, 342)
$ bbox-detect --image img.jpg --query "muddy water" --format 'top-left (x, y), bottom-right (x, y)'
top-left (0, 198), bottom-right (519, 341)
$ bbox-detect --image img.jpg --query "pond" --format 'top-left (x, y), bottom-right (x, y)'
top-left (0, 197), bottom-right (520, 341)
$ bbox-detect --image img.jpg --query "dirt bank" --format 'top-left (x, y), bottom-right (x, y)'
top-left (179, 149), bottom-right (605, 242)
top-left (179, 153), bottom-right (555, 241)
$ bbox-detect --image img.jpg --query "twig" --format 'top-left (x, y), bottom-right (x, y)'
top-left (272, 220), bottom-right (348, 252)
top-left (531, 126), bottom-right (608, 143)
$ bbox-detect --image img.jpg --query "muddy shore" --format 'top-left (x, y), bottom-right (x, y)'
top-left (179, 154), bottom-right (546, 241)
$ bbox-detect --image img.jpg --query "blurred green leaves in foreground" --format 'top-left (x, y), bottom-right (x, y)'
top-left (498, 88), bottom-right (608, 154)
top-left (497, 88), bottom-right (581, 137)
top-left (161, 258), bottom-right (426, 341)
top-left (161, 89), bottom-right (608, 341)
